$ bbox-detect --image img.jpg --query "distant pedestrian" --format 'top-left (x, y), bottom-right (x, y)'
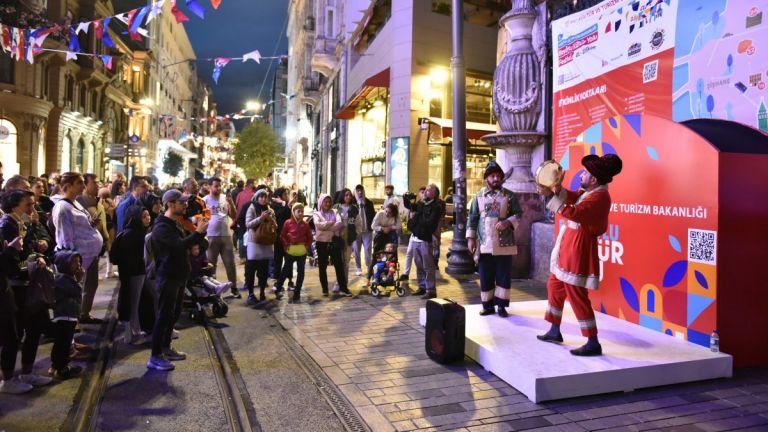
top-left (204, 177), bottom-right (240, 298)
top-left (49, 250), bottom-right (85, 380)
top-left (404, 184), bottom-right (443, 299)
top-left (277, 203), bottom-right (313, 303)
top-left (244, 189), bottom-right (276, 305)
top-left (313, 194), bottom-right (351, 297)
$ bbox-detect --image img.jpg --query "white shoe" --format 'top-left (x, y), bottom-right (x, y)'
top-left (355, 269), bottom-right (362, 276)
top-left (19, 374), bottom-right (53, 387)
top-left (171, 329), bottom-right (180, 339)
top-left (215, 282), bottom-right (232, 296)
top-left (0, 377), bottom-right (34, 394)
top-left (130, 331), bottom-right (150, 345)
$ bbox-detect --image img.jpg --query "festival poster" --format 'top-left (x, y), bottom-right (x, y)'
top-left (557, 114), bottom-right (719, 347)
top-left (552, 0), bottom-right (678, 159)
top-left (672, 0), bottom-right (768, 134)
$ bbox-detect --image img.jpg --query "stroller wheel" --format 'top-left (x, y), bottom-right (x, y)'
top-left (396, 287), bottom-right (405, 297)
top-left (212, 301), bottom-right (228, 317)
top-left (371, 287), bottom-right (380, 298)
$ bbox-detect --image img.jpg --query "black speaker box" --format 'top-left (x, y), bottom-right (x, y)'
top-left (425, 298), bottom-right (465, 363)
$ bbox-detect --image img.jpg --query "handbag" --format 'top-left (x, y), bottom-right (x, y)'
top-left (26, 256), bottom-right (55, 309)
top-left (253, 220), bottom-right (277, 245)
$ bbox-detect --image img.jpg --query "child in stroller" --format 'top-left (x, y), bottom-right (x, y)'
top-left (370, 243), bottom-right (405, 297)
top-left (186, 243), bottom-right (230, 323)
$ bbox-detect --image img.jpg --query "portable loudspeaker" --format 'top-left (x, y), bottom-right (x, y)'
top-left (425, 298), bottom-right (465, 363)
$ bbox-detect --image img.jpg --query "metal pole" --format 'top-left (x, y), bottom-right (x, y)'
top-left (446, 0), bottom-right (475, 275)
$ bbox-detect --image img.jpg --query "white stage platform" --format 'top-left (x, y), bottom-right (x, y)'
top-left (419, 300), bottom-right (732, 403)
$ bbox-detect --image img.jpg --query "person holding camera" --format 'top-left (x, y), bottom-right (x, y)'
top-left (404, 185), bottom-right (443, 299)
top-left (147, 190), bottom-right (209, 371)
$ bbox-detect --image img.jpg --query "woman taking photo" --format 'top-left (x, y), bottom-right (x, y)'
top-left (244, 189), bottom-right (276, 305)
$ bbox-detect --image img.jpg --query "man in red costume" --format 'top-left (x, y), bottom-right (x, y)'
top-left (536, 154), bottom-right (623, 356)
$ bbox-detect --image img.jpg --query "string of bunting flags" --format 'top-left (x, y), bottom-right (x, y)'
top-left (0, 0), bottom-right (243, 75)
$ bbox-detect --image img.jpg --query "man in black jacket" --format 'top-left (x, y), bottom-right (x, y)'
top-left (147, 190), bottom-right (208, 371)
top-left (404, 184), bottom-right (442, 299)
top-left (353, 185), bottom-right (376, 276)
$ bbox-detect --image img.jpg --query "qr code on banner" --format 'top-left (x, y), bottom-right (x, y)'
top-left (688, 229), bottom-right (717, 265)
top-left (643, 60), bottom-right (659, 83)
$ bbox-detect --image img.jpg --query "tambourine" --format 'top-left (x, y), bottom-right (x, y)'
top-left (535, 160), bottom-right (564, 188)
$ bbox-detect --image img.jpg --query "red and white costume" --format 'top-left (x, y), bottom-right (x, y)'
top-left (544, 185), bottom-right (611, 337)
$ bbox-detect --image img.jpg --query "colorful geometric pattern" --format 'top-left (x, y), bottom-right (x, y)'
top-left (557, 114), bottom-right (719, 347)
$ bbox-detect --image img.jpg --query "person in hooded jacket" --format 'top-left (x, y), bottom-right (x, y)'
top-left (111, 205), bottom-right (152, 344)
top-left (244, 189), bottom-right (276, 305)
top-left (139, 192), bottom-right (163, 226)
top-left (276, 203), bottom-right (313, 302)
top-left (313, 194), bottom-right (351, 297)
top-left (49, 250), bottom-right (85, 380)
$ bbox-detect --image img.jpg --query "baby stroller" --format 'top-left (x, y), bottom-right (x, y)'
top-left (369, 248), bottom-right (405, 298)
top-left (185, 264), bottom-right (229, 324)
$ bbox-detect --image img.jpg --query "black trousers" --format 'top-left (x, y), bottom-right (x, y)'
top-left (151, 278), bottom-right (185, 357)
top-left (51, 320), bottom-right (77, 370)
top-left (278, 254), bottom-right (306, 295)
top-left (272, 241), bottom-right (286, 280)
top-left (316, 242), bottom-right (347, 294)
top-left (244, 259), bottom-right (269, 296)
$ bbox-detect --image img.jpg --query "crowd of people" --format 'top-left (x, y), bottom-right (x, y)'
top-left (0, 161), bottom-right (450, 392)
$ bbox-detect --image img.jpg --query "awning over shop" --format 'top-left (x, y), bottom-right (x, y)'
top-left (158, 139), bottom-right (197, 159)
top-left (427, 117), bottom-right (497, 141)
top-left (335, 68), bottom-right (390, 120)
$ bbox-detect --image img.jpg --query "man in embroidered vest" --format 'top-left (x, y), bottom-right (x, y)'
top-left (467, 161), bottom-right (522, 317)
top-left (536, 154), bottom-right (623, 356)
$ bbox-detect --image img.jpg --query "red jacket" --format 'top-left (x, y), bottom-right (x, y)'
top-left (280, 218), bottom-right (313, 251)
top-left (547, 186), bottom-right (611, 290)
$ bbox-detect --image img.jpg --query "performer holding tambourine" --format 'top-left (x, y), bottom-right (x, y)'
top-left (535, 154), bottom-right (623, 356)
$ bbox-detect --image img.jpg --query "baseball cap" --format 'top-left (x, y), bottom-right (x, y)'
top-left (162, 189), bottom-right (190, 205)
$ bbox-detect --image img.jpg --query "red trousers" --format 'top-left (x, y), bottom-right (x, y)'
top-left (544, 274), bottom-right (598, 337)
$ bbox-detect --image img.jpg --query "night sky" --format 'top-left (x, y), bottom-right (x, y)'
top-left (183, 0), bottom-right (289, 116)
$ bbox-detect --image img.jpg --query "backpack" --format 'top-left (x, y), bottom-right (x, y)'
top-left (143, 231), bottom-right (157, 280)
top-left (26, 255), bottom-right (55, 309)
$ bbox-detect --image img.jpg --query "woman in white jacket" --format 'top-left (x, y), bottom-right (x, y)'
top-left (313, 194), bottom-right (351, 297)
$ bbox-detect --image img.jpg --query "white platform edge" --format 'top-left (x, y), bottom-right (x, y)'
top-left (419, 301), bottom-right (733, 403)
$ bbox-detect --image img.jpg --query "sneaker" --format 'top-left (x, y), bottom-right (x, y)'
top-left (398, 274), bottom-right (409, 281)
top-left (19, 374), bottom-right (53, 387)
top-left (130, 331), bottom-right (150, 345)
top-left (421, 292), bottom-right (437, 300)
top-left (147, 355), bottom-right (175, 371)
top-left (53, 365), bottom-right (83, 380)
top-left (163, 347), bottom-right (187, 361)
top-left (215, 282), bottom-right (232, 296)
top-left (338, 290), bottom-right (353, 297)
top-left (322, 292), bottom-right (329, 297)
top-left (0, 377), bottom-right (34, 394)
top-left (171, 329), bottom-right (180, 340)
top-left (231, 289), bottom-right (242, 299)
top-left (355, 269), bottom-right (363, 276)
top-left (246, 294), bottom-right (257, 305)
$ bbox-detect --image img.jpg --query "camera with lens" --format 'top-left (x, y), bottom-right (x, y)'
top-left (402, 191), bottom-right (417, 209)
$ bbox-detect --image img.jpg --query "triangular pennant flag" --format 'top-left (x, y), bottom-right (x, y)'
top-left (66, 51), bottom-right (78, 61)
top-left (212, 57), bottom-right (231, 84)
top-left (69, 26), bottom-right (81, 53)
top-left (94, 19), bottom-right (103, 39)
top-left (171, 0), bottom-right (190, 23)
top-left (100, 54), bottom-right (113, 70)
top-left (129, 31), bottom-right (143, 42)
top-left (0, 24), bottom-right (9, 53)
top-left (148, 0), bottom-right (165, 23)
top-left (242, 49), bottom-right (260, 63)
top-left (24, 28), bottom-right (33, 63)
top-left (210, 0), bottom-right (222, 9)
top-left (102, 18), bottom-right (116, 48)
top-left (75, 21), bottom-right (90, 35)
top-left (12, 27), bottom-right (25, 60)
top-left (125, 8), bottom-right (140, 30)
top-left (186, 0), bottom-right (205, 19)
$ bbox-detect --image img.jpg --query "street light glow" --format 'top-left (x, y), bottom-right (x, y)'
top-left (246, 100), bottom-right (260, 111)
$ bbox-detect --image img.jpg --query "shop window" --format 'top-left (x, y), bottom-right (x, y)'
top-left (65, 77), bottom-right (74, 107)
top-left (431, 0), bottom-right (508, 27)
top-left (37, 124), bottom-right (46, 175)
top-left (61, 136), bottom-right (71, 172)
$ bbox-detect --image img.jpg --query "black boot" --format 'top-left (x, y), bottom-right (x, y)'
top-left (497, 306), bottom-right (509, 318)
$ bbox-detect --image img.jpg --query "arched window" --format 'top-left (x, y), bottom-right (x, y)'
top-left (0, 118), bottom-right (19, 176)
top-left (61, 136), bottom-right (71, 172)
top-left (76, 139), bottom-right (85, 172)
